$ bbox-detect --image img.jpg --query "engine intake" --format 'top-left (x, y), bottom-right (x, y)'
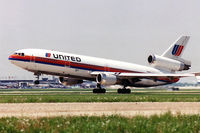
top-left (148, 54), bottom-right (191, 71)
top-left (59, 77), bottom-right (83, 86)
top-left (96, 73), bottom-right (117, 85)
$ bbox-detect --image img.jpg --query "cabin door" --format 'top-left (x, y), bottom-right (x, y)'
top-left (29, 54), bottom-right (37, 70)
top-left (65, 61), bottom-right (71, 74)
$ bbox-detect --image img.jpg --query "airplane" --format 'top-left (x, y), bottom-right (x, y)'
top-left (8, 36), bottom-right (200, 93)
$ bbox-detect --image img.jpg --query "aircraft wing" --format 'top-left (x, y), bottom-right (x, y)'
top-left (118, 73), bottom-right (195, 79)
top-left (90, 71), bottom-right (200, 79)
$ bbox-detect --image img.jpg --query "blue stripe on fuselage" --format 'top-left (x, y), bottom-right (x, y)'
top-left (9, 57), bottom-right (104, 72)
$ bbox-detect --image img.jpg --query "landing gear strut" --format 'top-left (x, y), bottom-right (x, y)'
top-left (93, 84), bottom-right (106, 93)
top-left (117, 86), bottom-right (131, 94)
top-left (34, 73), bottom-right (41, 85)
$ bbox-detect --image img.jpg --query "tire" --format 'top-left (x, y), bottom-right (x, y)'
top-left (101, 89), bottom-right (106, 93)
top-left (118, 89), bottom-right (122, 93)
top-left (34, 80), bottom-right (40, 85)
top-left (93, 89), bottom-right (97, 93)
top-left (118, 89), bottom-right (131, 94)
top-left (172, 88), bottom-right (179, 91)
top-left (126, 89), bottom-right (131, 94)
top-left (93, 89), bottom-right (106, 93)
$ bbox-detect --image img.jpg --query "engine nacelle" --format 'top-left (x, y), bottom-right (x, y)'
top-left (59, 77), bottom-right (83, 86)
top-left (148, 54), bottom-right (191, 71)
top-left (96, 73), bottom-right (117, 85)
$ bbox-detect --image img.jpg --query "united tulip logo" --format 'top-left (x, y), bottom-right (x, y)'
top-left (45, 53), bottom-right (51, 57)
top-left (172, 44), bottom-right (184, 56)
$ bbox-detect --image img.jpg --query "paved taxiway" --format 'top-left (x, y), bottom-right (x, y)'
top-left (0, 102), bottom-right (200, 118)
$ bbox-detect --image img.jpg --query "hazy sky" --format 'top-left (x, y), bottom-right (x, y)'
top-left (0, 0), bottom-right (200, 82)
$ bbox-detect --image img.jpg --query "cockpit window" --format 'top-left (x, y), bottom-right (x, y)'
top-left (15, 53), bottom-right (25, 56)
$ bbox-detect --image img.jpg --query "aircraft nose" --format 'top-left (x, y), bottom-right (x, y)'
top-left (8, 53), bottom-right (17, 62)
top-left (8, 54), bottom-right (13, 60)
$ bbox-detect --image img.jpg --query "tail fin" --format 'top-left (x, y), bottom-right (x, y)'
top-left (162, 36), bottom-right (190, 58)
top-left (161, 36), bottom-right (191, 66)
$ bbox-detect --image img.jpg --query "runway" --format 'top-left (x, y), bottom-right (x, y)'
top-left (0, 102), bottom-right (200, 118)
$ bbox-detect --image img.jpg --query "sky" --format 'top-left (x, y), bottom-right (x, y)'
top-left (0, 0), bottom-right (200, 82)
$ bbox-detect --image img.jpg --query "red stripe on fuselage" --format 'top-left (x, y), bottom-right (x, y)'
top-left (9, 54), bottom-right (137, 73)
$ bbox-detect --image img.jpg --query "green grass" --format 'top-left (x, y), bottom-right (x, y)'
top-left (0, 92), bottom-right (200, 103)
top-left (0, 113), bottom-right (200, 133)
top-left (0, 88), bottom-right (200, 103)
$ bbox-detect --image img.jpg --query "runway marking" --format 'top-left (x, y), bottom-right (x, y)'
top-left (0, 102), bottom-right (200, 118)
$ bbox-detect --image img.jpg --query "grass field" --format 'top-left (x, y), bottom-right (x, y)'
top-left (0, 88), bottom-right (200, 103)
top-left (0, 113), bottom-right (199, 133)
top-left (0, 89), bottom-right (199, 132)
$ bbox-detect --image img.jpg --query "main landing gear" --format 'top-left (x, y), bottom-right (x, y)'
top-left (93, 84), bottom-right (106, 93)
top-left (172, 87), bottom-right (179, 91)
top-left (34, 73), bottom-right (41, 85)
top-left (117, 86), bottom-right (131, 94)
top-left (93, 84), bottom-right (131, 94)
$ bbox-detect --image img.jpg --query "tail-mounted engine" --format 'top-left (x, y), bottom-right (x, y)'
top-left (148, 54), bottom-right (191, 71)
top-left (59, 77), bottom-right (83, 86)
top-left (96, 73), bottom-right (117, 85)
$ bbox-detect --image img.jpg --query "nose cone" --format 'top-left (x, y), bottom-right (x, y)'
top-left (9, 54), bottom-right (13, 59)
top-left (8, 54), bottom-right (15, 64)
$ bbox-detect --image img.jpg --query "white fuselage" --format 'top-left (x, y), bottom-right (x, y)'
top-left (9, 49), bottom-right (178, 87)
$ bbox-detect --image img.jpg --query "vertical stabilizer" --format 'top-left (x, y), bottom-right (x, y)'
top-left (161, 36), bottom-right (191, 67)
top-left (162, 36), bottom-right (190, 59)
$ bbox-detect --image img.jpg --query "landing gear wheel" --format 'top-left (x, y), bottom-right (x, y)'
top-left (172, 87), bottom-right (179, 91)
top-left (93, 84), bottom-right (106, 93)
top-left (34, 80), bottom-right (40, 85)
top-left (117, 88), bottom-right (131, 94)
top-left (93, 89), bottom-right (106, 93)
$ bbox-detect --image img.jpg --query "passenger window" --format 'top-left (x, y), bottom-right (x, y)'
top-left (21, 53), bottom-right (24, 56)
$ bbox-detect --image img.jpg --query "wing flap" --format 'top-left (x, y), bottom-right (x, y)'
top-left (90, 71), bottom-right (196, 78)
top-left (118, 73), bottom-right (194, 78)
top-left (90, 71), bottom-right (200, 81)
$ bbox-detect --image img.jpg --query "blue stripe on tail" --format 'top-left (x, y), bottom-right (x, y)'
top-left (172, 44), bottom-right (179, 55)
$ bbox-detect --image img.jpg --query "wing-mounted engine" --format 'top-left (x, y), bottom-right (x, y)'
top-left (96, 73), bottom-right (117, 85)
top-left (59, 77), bottom-right (83, 86)
top-left (148, 54), bottom-right (191, 71)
